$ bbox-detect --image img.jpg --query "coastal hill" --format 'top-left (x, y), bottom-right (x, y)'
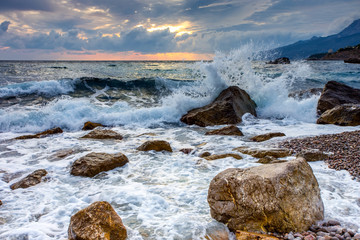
top-left (308, 44), bottom-right (360, 61)
top-left (271, 19), bottom-right (360, 59)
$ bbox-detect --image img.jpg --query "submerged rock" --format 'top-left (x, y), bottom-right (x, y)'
top-left (68, 201), bottom-right (127, 240)
top-left (267, 57), bottom-right (290, 64)
top-left (80, 129), bottom-right (123, 140)
top-left (82, 121), bottom-right (104, 130)
top-left (137, 140), bottom-right (172, 152)
top-left (205, 125), bottom-right (243, 136)
top-left (181, 86), bottom-right (257, 127)
top-left (296, 149), bottom-right (329, 162)
top-left (179, 148), bottom-right (193, 154)
top-left (233, 147), bottom-right (292, 158)
top-left (208, 158), bottom-right (324, 233)
top-left (204, 153), bottom-right (243, 161)
top-left (317, 104), bottom-right (360, 126)
top-left (317, 81), bottom-right (360, 115)
top-left (15, 127), bottom-right (63, 140)
top-left (71, 152), bottom-right (128, 177)
top-left (250, 132), bottom-right (286, 142)
top-left (10, 169), bottom-right (48, 190)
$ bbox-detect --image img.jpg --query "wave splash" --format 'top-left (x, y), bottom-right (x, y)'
top-left (0, 45), bottom-right (320, 132)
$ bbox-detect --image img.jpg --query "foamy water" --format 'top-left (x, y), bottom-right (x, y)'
top-left (1, 47), bottom-right (360, 239)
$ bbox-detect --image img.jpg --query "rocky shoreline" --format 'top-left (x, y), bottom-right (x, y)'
top-left (279, 130), bottom-right (360, 180)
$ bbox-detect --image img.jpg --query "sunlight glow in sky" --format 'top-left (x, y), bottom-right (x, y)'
top-left (0, 0), bottom-right (359, 60)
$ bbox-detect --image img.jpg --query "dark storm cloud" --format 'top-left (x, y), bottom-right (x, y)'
top-left (0, 0), bottom-right (55, 12)
top-left (0, 21), bottom-right (10, 33)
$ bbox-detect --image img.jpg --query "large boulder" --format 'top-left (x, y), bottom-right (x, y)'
top-left (10, 169), bottom-right (48, 190)
top-left (208, 158), bottom-right (324, 233)
top-left (317, 81), bottom-right (360, 115)
top-left (317, 104), bottom-right (360, 126)
top-left (15, 127), bottom-right (63, 140)
top-left (71, 152), bottom-right (128, 177)
top-left (181, 86), bottom-right (257, 127)
top-left (80, 129), bottom-right (123, 140)
top-left (68, 201), bottom-right (127, 240)
top-left (205, 125), bottom-right (243, 136)
top-left (137, 140), bottom-right (172, 152)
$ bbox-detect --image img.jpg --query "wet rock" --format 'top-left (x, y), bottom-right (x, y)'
top-left (204, 153), bottom-right (243, 161)
top-left (317, 81), bottom-right (360, 115)
top-left (267, 57), bottom-right (290, 64)
top-left (15, 127), bottom-right (63, 140)
top-left (137, 140), bottom-right (172, 152)
top-left (81, 129), bottom-right (123, 140)
top-left (236, 231), bottom-right (279, 239)
top-left (0, 200), bottom-right (2, 206)
top-left (82, 121), bottom-right (104, 130)
top-left (205, 125), bottom-right (243, 136)
top-left (250, 132), bottom-right (286, 142)
top-left (233, 147), bottom-right (292, 158)
top-left (317, 104), bottom-right (360, 126)
top-left (323, 220), bottom-right (341, 227)
top-left (10, 169), bottom-right (48, 190)
top-left (344, 58), bottom-right (360, 64)
top-left (181, 86), bottom-right (257, 127)
top-left (70, 152), bottom-right (128, 177)
top-left (180, 148), bottom-right (193, 154)
top-left (256, 156), bottom-right (287, 164)
top-left (296, 150), bottom-right (329, 162)
top-left (49, 148), bottom-right (86, 161)
top-left (208, 158), bottom-right (324, 233)
top-left (68, 201), bottom-right (127, 240)
top-left (288, 88), bottom-right (322, 100)
top-left (204, 223), bottom-right (230, 240)
top-left (199, 152), bottom-right (211, 158)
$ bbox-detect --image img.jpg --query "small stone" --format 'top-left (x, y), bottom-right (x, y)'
top-left (179, 148), bottom-right (193, 154)
top-left (304, 234), bottom-right (316, 240)
top-left (81, 129), bottom-right (123, 140)
top-left (327, 220), bottom-right (341, 226)
top-left (343, 232), bottom-right (350, 239)
top-left (353, 233), bottom-right (360, 239)
top-left (317, 237), bottom-right (325, 240)
top-left (137, 140), bottom-right (172, 152)
top-left (250, 132), bottom-right (286, 142)
top-left (347, 231), bottom-right (355, 237)
top-left (10, 169), bottom-right (48, 190)
top-left (199, 152), bottom-right (211, 158)
top-left (317, 231), bottom-right (328, 237)
top-left (335, 234), bottom-right (344, 240)
top-left (285, 233), bottom-right (295, 240)
top-left (205, 125), bottom-right (243, 136)
top-left (82, 121), bottom-right (103, 130)
top-left (0, 200), bottom-right (2, 206)
top-left (294, 233), bottom-right (303, 238)
top-left (15, 127), bottom-right (63, 140)
top-left (204, 153), bottom-right (243, 161)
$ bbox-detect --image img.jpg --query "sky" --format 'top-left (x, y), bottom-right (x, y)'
top-left (0, 0), bottom-right (359, 60)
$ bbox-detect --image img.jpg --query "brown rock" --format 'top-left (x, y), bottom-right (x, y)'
top-left (15, 127), bottom-right (63, 140)
top-left (288, 88), bottom-right (322, 100)
top-left (0, 200), bottom-right (2, 206)
top-left (250, 132), bottom-right (286, 142)
top-left (317, 81), bottom-right (360, 115)
top-left (317, 104), bottom-right (360, 126)
top-left (82, 121), bottom-right (103, 130)
top-left (70, 152), bottom-right (128, 177)
top-left (81, 129), bottom-right (123, 140)
top-left (10, 169), bottom-right (48, 190)
top-left (179, 148), bottom-right (193, 154)
top-left (256, 156), bottom-right (286, 164)
top-left (236, 231), bottom-right (279, 240)
top-left (208, 158), bottom-right (324, 233)
top-left (204, 153), bottom-right (243, 161)
top-left (205, 125), bottom-right (244, 136)
top-left (199, 152), bottom-right (211, 158)
top-left (181, 86), bottom-right (257, 127)
top-left (137, 140), bottom-right (172, 152)
top-left (296, 150), bottom-right (329, 162)
top-left (266, 57), bottom-right (290, 64)
top-left (233, 147), bottom-right (292, 158)
top-left (68, 201), bottom-right (127, 240)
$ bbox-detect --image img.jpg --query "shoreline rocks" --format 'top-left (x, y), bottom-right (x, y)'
top-left (204, 153), bottom-right (243, 161)
top-left (68, 201), bottom-right (127, 240)
top-left (80, 129), bottom-right (123, 140)
top-left (181, 86), bottom-right (257, 127)
top-left (208, 158), bottom-right (324, 233)
top-left (205, 125), bottom-right (243, 136)
top-left (70, 152), bottom-right (128, 177)
top-left (233, 147), bottom-right (292, 158)
top-left (15, 127), bottom-right (63, 140)
top-left (10, 169), bottom-right (48, 190)
top-left (82, 121), bottom-right (104, 130)
top-left (317, 104), bottom-right (360, 126)
top-left (137, 140), bottom-right (172, 152)
top-left (250, 132), bottom-right (286, 142)
top-left (317, 81), bottom-right (360, 115)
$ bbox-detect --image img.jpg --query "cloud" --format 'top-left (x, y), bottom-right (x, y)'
top-left (0, 0), bottom-right (55, 12)
top-left (0, 21), bottom-right (10, 33)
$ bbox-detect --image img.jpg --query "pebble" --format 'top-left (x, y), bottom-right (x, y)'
top-left (354, 233), bottom-right (360, 239)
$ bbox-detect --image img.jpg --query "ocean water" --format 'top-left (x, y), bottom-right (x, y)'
top-left (0, 48), bottom-right (360, 239)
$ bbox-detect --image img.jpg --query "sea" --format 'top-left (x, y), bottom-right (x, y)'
top-left (0, 47), bottom-right (360, 239)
